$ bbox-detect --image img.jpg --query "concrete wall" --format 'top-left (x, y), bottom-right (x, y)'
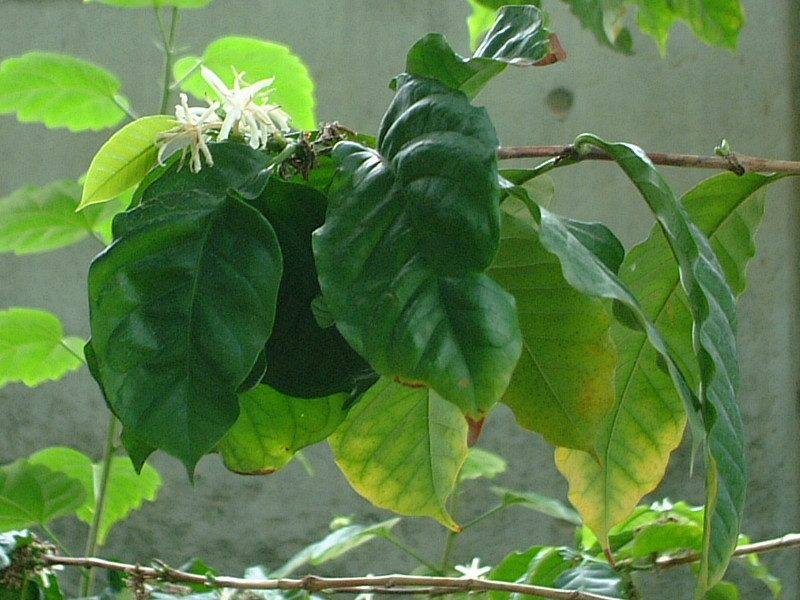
top-left (0, 1), bottom-right (797, 597)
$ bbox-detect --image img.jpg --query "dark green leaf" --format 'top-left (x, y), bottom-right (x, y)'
top-left (247, 178), bottom-right (370, 398)
top-left (406, 6), bottom-right (553, 98)
top-left (490, 546), bottom-right (572, 600)
top-left (574, 134), bottom-right (744, 596)
top-left (0, 53), bottom-right (128, 131)
top-left (216, 385), bottom-right (348, 474)
top-left (0, 461), bottom-right (86, 530)
top-left (314, 74), bottom-right (521, 418)
top-left (0, 308), bottom-right (84, 388)
top-left (87, 145), bottom-right (283, 473)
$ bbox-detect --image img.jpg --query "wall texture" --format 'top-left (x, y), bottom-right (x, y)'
top-left (0, 1), bottom-right (797, 598)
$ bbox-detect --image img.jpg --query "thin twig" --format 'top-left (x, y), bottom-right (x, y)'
top-left (655, 532), bottom-right (800, 569)
top-left (40, 556), bottom-right (619, 600)
top-left (497, 145), bottom-right (800, 175)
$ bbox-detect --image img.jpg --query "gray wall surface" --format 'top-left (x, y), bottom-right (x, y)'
top-left (0, 1), bottom-right (798, 598)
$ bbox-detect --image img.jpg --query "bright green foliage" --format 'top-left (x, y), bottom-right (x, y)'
top-left (314, 74), bottom-right (521, 418)
top-left (173, 37), bottom-right (316, 131)
top-left (0, 461), bottom-right (86, 531)
top-left (0, 180), bottom-right (121, 254)
top-left (407, 6), bottom-right (554, 99)
top-left (329, 378), bottom-right (468, 531)
top-left (86, 144), bottom-right (283, 473)
top-left (491, 212), bottom-right (617, 453)
top-left (0, 53), bottom-right (129, 132)
top-left (0, 308), bottom-right (84, 388)
top-left (216, 385), bottom-right (349, 474)
top-left (27, 447), bottom-right (161, 545)
top-left (573, 135), bottom-right (744, 597)
top-left (84, 0), bottom-right (213, 6)
top-left (467, 0), bottom-right (744, 54)
top-left (636, 0), bottom-right (745, 53)
top-left (79, 115), bottom-right (176, 209)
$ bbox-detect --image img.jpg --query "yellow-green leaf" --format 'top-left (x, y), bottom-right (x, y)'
top-left (80, 115), bottom-right (175, 209)
top-left (330, 378), bottom-right (468, 530)
top-left (491, 212), bottom-right (617, 452)
top-left (217, 385), bottom-right (348, 475)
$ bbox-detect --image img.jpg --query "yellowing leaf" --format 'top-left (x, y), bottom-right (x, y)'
top-left (330, 378), bottom-right (468, 530)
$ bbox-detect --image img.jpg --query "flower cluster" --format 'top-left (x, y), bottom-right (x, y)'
top-left (157, 66), bottom-right (292, 172)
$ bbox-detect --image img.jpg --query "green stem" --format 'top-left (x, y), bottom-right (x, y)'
top-left (381, 534), bottom-right (440, 574)
top-left (80, 414), bottom-right (121, 597)
top-left (439, 479), bottom-right (464, 573)
top-left (156, 6), bottom-right (181, 115)
top-left (460, 503), bottom-right (507, 531)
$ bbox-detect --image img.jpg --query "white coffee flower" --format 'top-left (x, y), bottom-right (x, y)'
top-left (156, 93), bottom-right (221, 173)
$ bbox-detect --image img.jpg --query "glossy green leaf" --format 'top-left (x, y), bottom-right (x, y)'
top-left (406, 6), bottom-right (553, 98)
top-left (490, 212), bottom-right (617, 452)
top-left (246, 178), bottom-right (370, 398)
top-left (80, 115), bottom-right (175, 209)
top-left (273, 518), bottom-right (400, 578)
top-left (0, 53), bottom-right (128, 131)
top-left (87, 145), bottom-right (283, 473)
top-left (635, 0), bottom-right (744, 53)
top-left (0, 308), bottom-right (83, 388)
top-left (173, 36), bottom-right (315, 130)
top-left (314, 74), bottom-right (521, 418)
top-left (84, 0), bottom-right (213, 6)
top-left (28, 447), bottom-right (161, 545)
top-left (329, 378), bottom-right (468, 531)
top-left (489, 546), bottom-right (572, 600)
top-left (216, 385), bottom-right (348, 474)
top-left (0, 460), bottom-right (86, 530)
top-left (573, 134), bottom-right (745, 596)
top-left (0, 180), bottom-right (122, 254)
